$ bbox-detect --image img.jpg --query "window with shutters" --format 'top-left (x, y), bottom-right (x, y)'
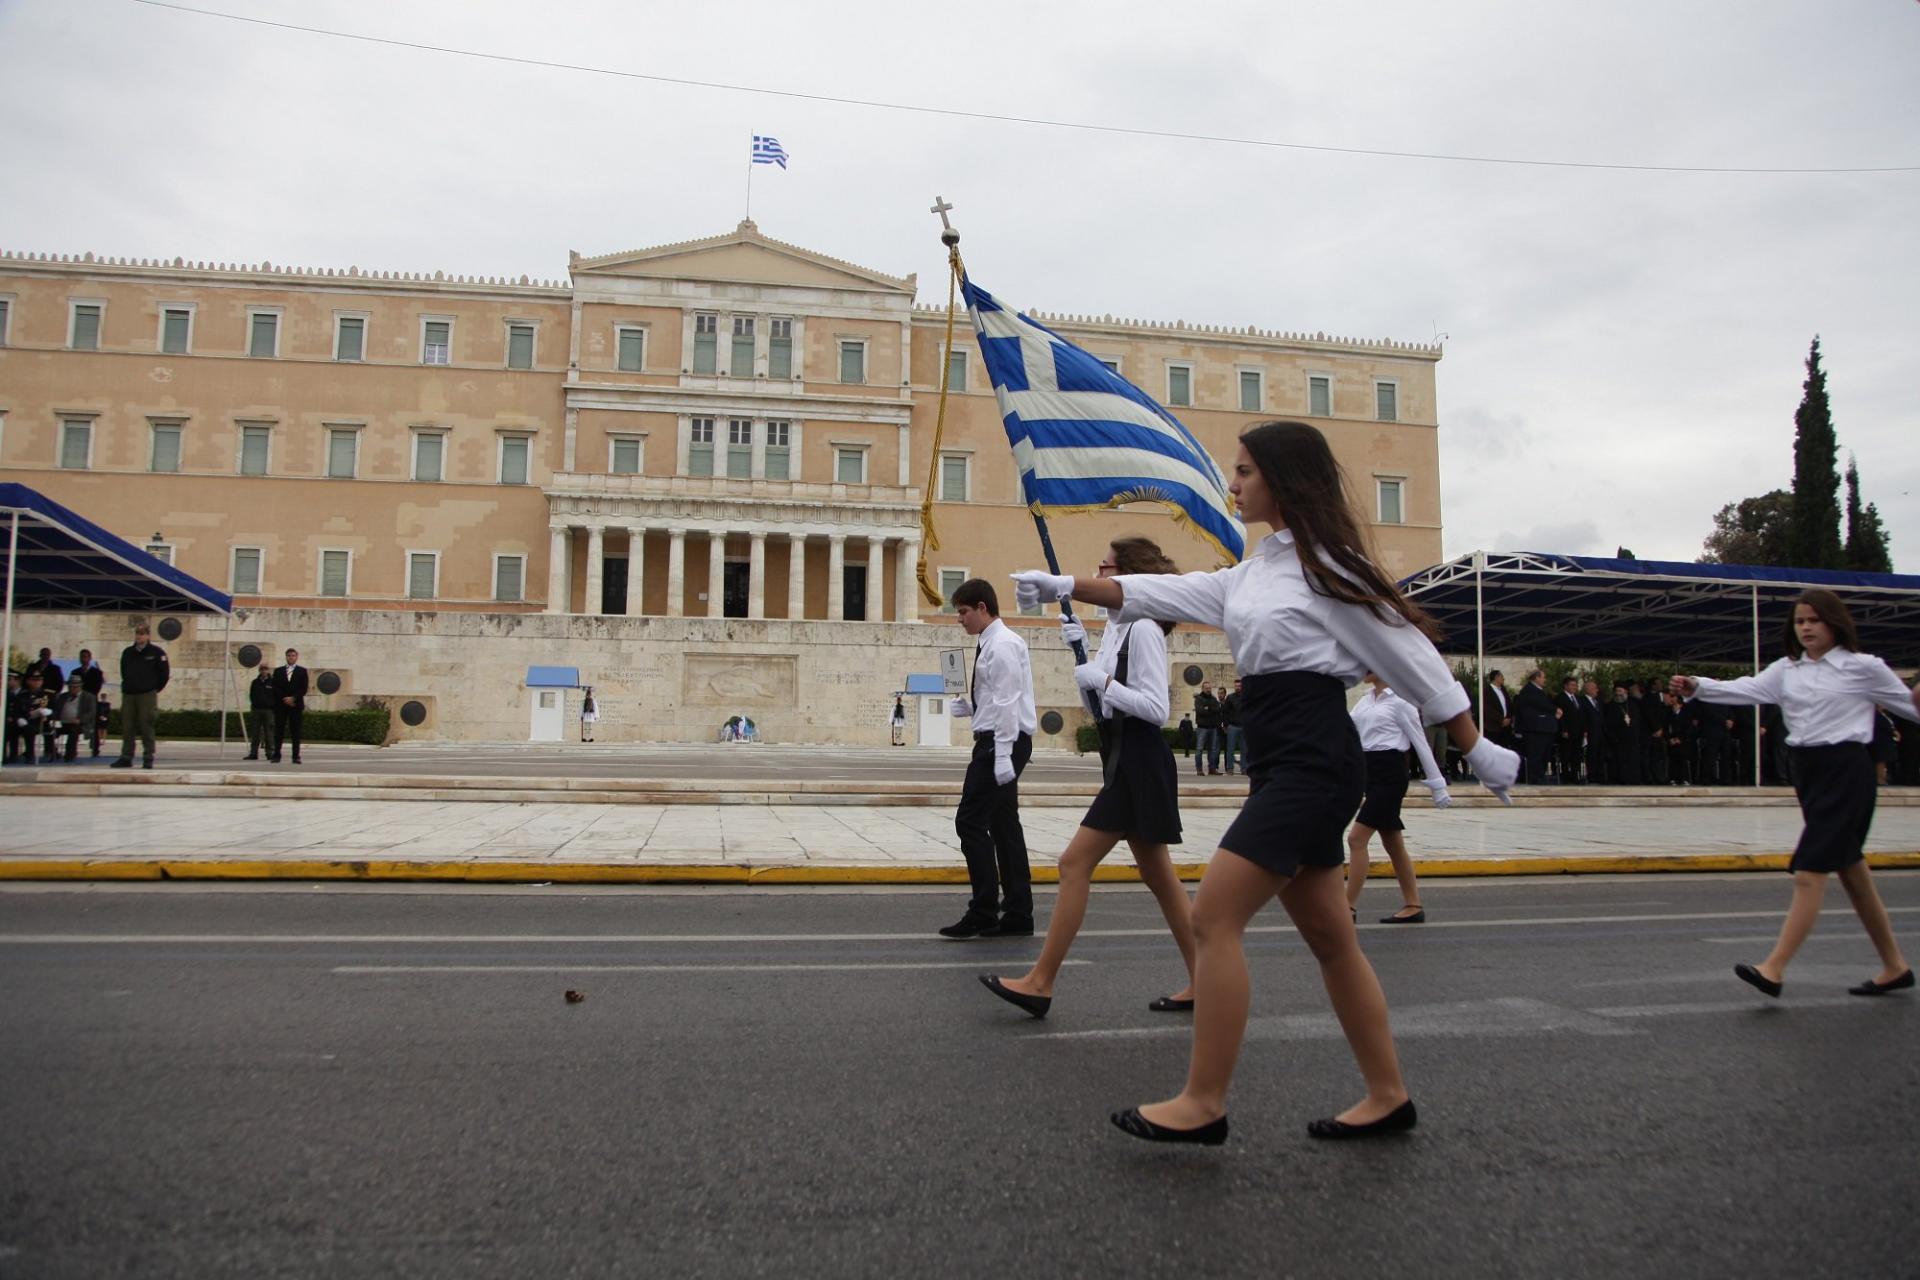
top-left (1239, 369), bottom-right (1263, 412)
top-left (421, 318), bottom-right (452, 365)
top-left (493, 554), bottom-right (525, 603)
top-left (731, 315), bottom-right (755, 376)
top-left (1377, 478), bottom-right (1405, 525)
top-left (334, 314), bottom-right (366, 361)
top-left (326, 428), bottom-right (359, 479)
top-left (938, 568), bottom-right (967, 613)
top-left (149, 422), bottom-right (183, 473)
top-left (692, 313), bottom-right (717, 374)
top-left (1166, 363), bottom-right (1193, 407)
top-left (764, 420), bottom-right (790, 480)
top-left (498, 435), bottom-right (530, 485)
top-left (835, 446), bottom-right (866, 485)
top-left (688, 418), bottom-right (714, 477)
top-left (616, 326), bottom-right (645, 372)
top-left (238, 424), bottom-right (272, 476)
top-left (946, 348), bottom-right (968, 392)
top-left (727, 418), bottom-right (752, 478)
top-left (0, 297), bottom-right (11, 345)
top-left (940, 453), bottom-right (969, 502)
top-left (160, 306), bottom-right (193, 355)
top-left (407, 552), bottom-right (438, 600)
top-left (59, 420), bottom-right (92, 469)
top-left (231, 547), bottom-right (263, 594)
top-left (1308, 375), bottom-right (1331, 417)
top-left (610, 436), bottom-right (642, 475)
top-left (69, 302), bottom-right (103, 350)
top-left (319, 549), bottom-right (351, 597)
top-left (839, 340), bottom-right (866, 384)
top-left (413, 431), bottom-right (445, 482)
top-left (247, 309), bottom-right (280, 358)
top-left (768, 317), bottom-right (793, 377)
top-left (1375, 380), bottom-right (1398, 422)
top-left (507, 322), bottom-right (535, 370)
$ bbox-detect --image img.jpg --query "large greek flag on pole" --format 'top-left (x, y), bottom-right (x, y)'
top-left (962, 275), bottom-right (1245, 564)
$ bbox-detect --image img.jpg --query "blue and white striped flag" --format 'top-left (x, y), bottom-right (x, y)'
top-left (751, 135), bottom-right (788, 169)
top-left (962, 275), bottom-right (1245, 564)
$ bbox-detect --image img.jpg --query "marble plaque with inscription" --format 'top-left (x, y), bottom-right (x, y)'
top-left (683, 652), bottom-right (797, 706)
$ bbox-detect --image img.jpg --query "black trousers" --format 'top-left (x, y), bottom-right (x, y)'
top-left (954, 731), bottom-right (1033, 921)
top-left (1522, 732), bottom-right (1555, 785)
top-left (1558, 736), bottom-right (1584, 783)
top-left (248, 711), bottom-right (279, 757)
top-left (274, 705), bottom-right (303, 759)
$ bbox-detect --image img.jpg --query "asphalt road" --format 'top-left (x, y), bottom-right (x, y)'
top-left (3, 874), bottom-right (1917, 1279)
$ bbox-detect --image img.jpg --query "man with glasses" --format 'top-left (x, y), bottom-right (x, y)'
top-left (271, 648), bottom-right (309, 764)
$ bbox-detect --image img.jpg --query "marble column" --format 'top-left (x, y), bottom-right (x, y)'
top-left (583, 524), bottom-right (605, 616)
top-left (866, 534), bottom-right (887, 622)
top-left (546, 525), bottom-right (569, 613)
top-left (707, 531), bottom-right (726, 618)
top-left (624, 527), bottom-right (645, 616)
top-left (748, 532), bottom-right (767, 619)
top-left (666, 530), bottom-right (686, 618)
top-left (826, 534), bottom-right (846, 621)
top-left (897, 536), bottom-right (921, 624)
top-left (787, 534), bottom-right (807, 620)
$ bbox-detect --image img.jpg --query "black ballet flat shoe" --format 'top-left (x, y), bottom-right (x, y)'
top-left (1848, 968), bottom-right (1915, 997)
top-left (1147, 995), bottom-right (1195, 1013)
top-left (1734, 963), bottom-right (1783, 998)
top-left (1380, 907), bottom-right (1426, 924)
top-left (1306, 1098), bottom-right (1417, 1140)
top-left (979, 974), bottom-right (1051, 1018)
top-left (1110, 1107), bottom-right (1228, 1146)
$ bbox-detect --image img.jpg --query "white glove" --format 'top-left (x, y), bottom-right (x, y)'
top-left (1059, 617), bottom-right (1087, 646)
top-left (1073, 664), bottom-right (1107, 693)
top-left (1422, 779), bottom-right (1453, 809)
top-left (949, 697), bottom-right (972, 718)
top-left (1464, 738), bottom-right (1520, 805)
top-left (993, 752), bottom-right (1015, 786)
top-left (1011, 570), bottom-right (1074, 612)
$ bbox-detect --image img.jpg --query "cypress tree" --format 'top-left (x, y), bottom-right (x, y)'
top-left (1844, 455), bottom-right (1894, 573)
top-left (1788, 336), bottom-right (1844, 569)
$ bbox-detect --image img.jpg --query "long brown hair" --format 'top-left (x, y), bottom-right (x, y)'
top-left (1782, 587), bottom-right (1859, 658)
top-left (1109, 535), bottom-right (1178, 635)
top-left (1239, 421), bottom-right (1440, 641)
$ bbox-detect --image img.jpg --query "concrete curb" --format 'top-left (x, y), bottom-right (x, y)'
top-left (4, 852), bottom-right (1917, 884)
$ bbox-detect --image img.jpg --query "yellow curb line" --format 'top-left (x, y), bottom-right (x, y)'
top-left (0, 853), bottom-right (1916, 884)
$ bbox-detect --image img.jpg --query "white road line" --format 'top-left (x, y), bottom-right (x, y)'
top-left (1703, 932), bottom-right (1920, 945)
top-left (332, 960), bottom-right (1093, 974)
top-left (1588, 998), bottom-right (1862, 1016)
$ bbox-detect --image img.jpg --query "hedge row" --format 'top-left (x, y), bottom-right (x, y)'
top-left (104, 707), bottom-right (390, 745)
top-left (1074, 724), bottom-right (1188, 755)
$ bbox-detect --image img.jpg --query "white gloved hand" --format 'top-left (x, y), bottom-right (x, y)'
top-left (1423, 779), bottom-right (1453, 809)
top-left (993, 752), bottom-right (1015, 786)
top-left (1010, 570), bottom-right (1074, 612)
top-left (949, 697), bottom-right (973, 718)
top-left (1464, 738), bottom-right (1520, 805)
top-left (1059, 617), bottom-right (1087, 646)
top-left (1073, 664), bottom-right (1107, 693)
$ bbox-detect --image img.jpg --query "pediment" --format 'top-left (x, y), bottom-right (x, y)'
top-left (572, 222), bottom-right (914, 294)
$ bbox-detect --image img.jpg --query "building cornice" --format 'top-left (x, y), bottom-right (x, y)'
top-left (0, 249), bottom-right (570, 298)
top-left (912, 302), bottom-right (1443, 361)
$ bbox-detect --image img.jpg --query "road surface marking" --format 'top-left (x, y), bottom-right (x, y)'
top-left (332, 959), bottom-right (1093, 974)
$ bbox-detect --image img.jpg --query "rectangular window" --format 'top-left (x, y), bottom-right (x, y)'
top-left (59, 420), bottom-right (91, 469)
top-left (326, 428), bottom-right (358, 479)
top-left (232, 547), bottom-right (262, 594)
top-left (320, 549), bottom-right (351, 597)
top-left (946, 348), bottom-right (968, 392)
top-left (731, 315), bottom-right (755, 376)
top-left (335, 315), bottom-right (365, 362)
top-left (616, 326), bottom-right (644, 372)
top-left (413, 432), bottom-right (444, 482)
top-left (764, 420), bottom-right (790, 481)
top-left (0, 298), bottom-right (10, 344)
top-left (692, 313), bottom-right (717, 374)
top-left (940, 453), bottom-right (969, 502)
top-left (239, 424), bottom-right (271, 476)
top-left (726, 419), bottom-right (752, 479)
top-left (938, 568), bottom-right (967, 613)
top-left (150, 423), bottom-right (183, 473)
top-left (507, 323), bottom-right (535, 370)
top-left (1377, 478), bottom-right (1405, 525)
top-left (1239, 369), bottom-right (1262, 412)
top-left (1097, 356), bottom-right (1121, 375)
top-left (499, 435), bottom-right (530, 485)
top-left (610, 437), bottom-right (642, 475)
top-left (422, 319), bottom-right (451, 365)
top-left (1167, 363), bottom-right (1193, 407)
top-left (1309, 375), bottom-right (1331, 417)
top-left (835, 447), bottom-right (866, 485)
top-left (768, 317), bottom-right (793, 378)
top-left (407, 552), bottom-right (438, 600)
top-left (70, 304), bottom-right (102, 350)
top-left (144, 542), bottom-right (174, 566)
top-left (494, 554), bottom-right (525, 603)
top-left (248, 311), bottom-right (279, 358)
top-left (1376, 381), bottom-right (1398, 422)
top-left (688, 417), bottom-right (714, 476)
top-left (839, 340), bottom-right (866, 384)
top-left (161, 307), bottom-right (192, 355)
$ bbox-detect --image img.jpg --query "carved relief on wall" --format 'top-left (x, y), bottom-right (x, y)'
top-left (682, 652), bottom-right (797, 706)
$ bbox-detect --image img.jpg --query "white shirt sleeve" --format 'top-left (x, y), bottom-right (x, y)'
top-left (1316, 595), bottom-right (1469, 725)
top-left (1098, 623), bottom-right (1171, 724)
top-left (1842, 653), bottom-right (1920, 724)
top-left (1395, 697), bottom-right (1444, 781)
top-left (1692, 659), bottom-right (1787, 707)
top-left (1112, 568), bottom-right (1231, 630)
top-left (979, 632), bottom-right (1029, 753)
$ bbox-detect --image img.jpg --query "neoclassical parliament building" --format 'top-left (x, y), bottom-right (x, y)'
top-left (0, 221), bottom-right (1444, 744)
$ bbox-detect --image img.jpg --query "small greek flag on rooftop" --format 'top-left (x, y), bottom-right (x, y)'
top-left (962, 275), bottom-right (1245, 564)
top-left (751, 136), bottom-right (788, 168)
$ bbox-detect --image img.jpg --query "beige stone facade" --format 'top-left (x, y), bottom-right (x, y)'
top-left (0, 222), bottom-right (1443, 743)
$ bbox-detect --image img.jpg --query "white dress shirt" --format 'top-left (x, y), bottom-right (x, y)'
top-left (1114, 529), bottom-right (1470, 725)
top-left (1350, 686), bottom-right (1444, 782)
top-left (1691, 647), bottom-right (1918, 746)
top-left (1085, 621), bottom-right (1171, 724)
top-left (970, 617), bottom-right (1037, 749)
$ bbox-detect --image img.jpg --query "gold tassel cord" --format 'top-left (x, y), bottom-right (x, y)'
top-left (915, 245), bottom-right (965, 608)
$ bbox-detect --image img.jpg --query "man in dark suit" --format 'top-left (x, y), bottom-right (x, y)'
top-left (1554, 676), bottom-right (1583, 784)
top-left (1580, 679), bottom-right (1609, 784)
top-left (1641, 682), bottom-right (1670, 785)
top-left (1482, 671), bottom-right (1515, 752)
top-left (1513, 668), bottom-right (1559, 786)
top-left (245, 662), bottom-right (279, 761)
top-left (271, 647), bottom-right (309, 764)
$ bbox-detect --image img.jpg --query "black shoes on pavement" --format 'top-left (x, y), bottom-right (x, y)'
top-left (1110, 1107), bottom-right (1229, 1146)
top-left (979, 975), bottom-right (1050, 1018)
top-left (1148, 996), bottom-right (1195, 1013)
top-left (938, 913), bottom-right (1033, 939)
top-left (939, 914), bottom-right (995, 939)
top-left (1307, 1098), bottom-right (1418, 1140)
top-left (1381, 907), bottom-right (1427, 924)
top-left (1734, 963), bottom-right (1782, 998)
top-left (980, 917), bottom-right (1033, 938)
top-left (110, 759), bottom-right (131, 769)
top-left (1848, 969), bottom-right (1914, 996)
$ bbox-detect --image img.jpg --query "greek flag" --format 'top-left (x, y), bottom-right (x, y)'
top-left (751, 135), bottom-right (788, 168)
top-left (962, 275), bottom-right (1245, 563)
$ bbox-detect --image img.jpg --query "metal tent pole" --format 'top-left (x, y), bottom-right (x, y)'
top-left (1752, 584), bottom-right (1762, 786)
top-left (1474, 551), bottom-right (1487, 735)
top-left (1, 514), bottom-right (18, 765)
top-left (219, 611), bottom-right (231, 758)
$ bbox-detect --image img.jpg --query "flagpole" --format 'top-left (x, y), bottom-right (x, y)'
top-left (744, 139), bottom-right (754, 221)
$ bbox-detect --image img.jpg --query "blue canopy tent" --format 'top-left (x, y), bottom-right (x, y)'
top-left (2, 483), bottom-right (235, 761)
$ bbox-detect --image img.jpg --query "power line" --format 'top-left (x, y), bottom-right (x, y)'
top-left (130, 0), bottom-right (1919, 176)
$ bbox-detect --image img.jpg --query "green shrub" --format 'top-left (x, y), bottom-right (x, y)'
top-left (104, 706), bottom-right (390, 744)
top-left (1072, 723), bottom-right (1189, 755)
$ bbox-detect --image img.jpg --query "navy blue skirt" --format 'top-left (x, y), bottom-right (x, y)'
top-left (1787, 742), bottom-right (1876, 872)
top-left (1218, 673), bottom-right (1364, 877)
top-left (1355, 749), bottom-right (1411, 833)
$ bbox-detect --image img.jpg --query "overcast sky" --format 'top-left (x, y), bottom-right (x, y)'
top-left (4, 0), bottom-right (1915, 570)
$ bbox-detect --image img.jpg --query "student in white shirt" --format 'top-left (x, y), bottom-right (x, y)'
top-left (1347, 675), bottom-right (1451, 924)
top-left (1674, 589), bottom-right (1918, 998)
top-left (981, 536), bottom-right (1198, 1020)
top-left (940, 578), bottom-right (1038, 940)
top-left (1015, 421), bottom-right (1521, 1146)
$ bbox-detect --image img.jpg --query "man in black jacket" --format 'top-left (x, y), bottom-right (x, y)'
top-left (1604, 683), bottom-right (1643, 784)
top-left (1220, 677), bottom-right (1245, 775)
top-left (75, 649), bottom-right (106, 756)
top-left (1554, 676), bottom-right (1584, 784)
top-left (1192, 681), bottom-right (1223, 776)
top-left (1482, 670), bottom-right (1514, 751)
top-left (1580, 679), bottom-right (1608, 784)
top-left (111, 624), bottom-right (169, 769)
top-left (1641, 682), bottom-right (1670, 784)
top-left (245, 662), bottom-right (279, 761)
top-left (272, 648), bottom-right (310, 764)
top-left (1513, 668), bottom-right (1559, 785)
